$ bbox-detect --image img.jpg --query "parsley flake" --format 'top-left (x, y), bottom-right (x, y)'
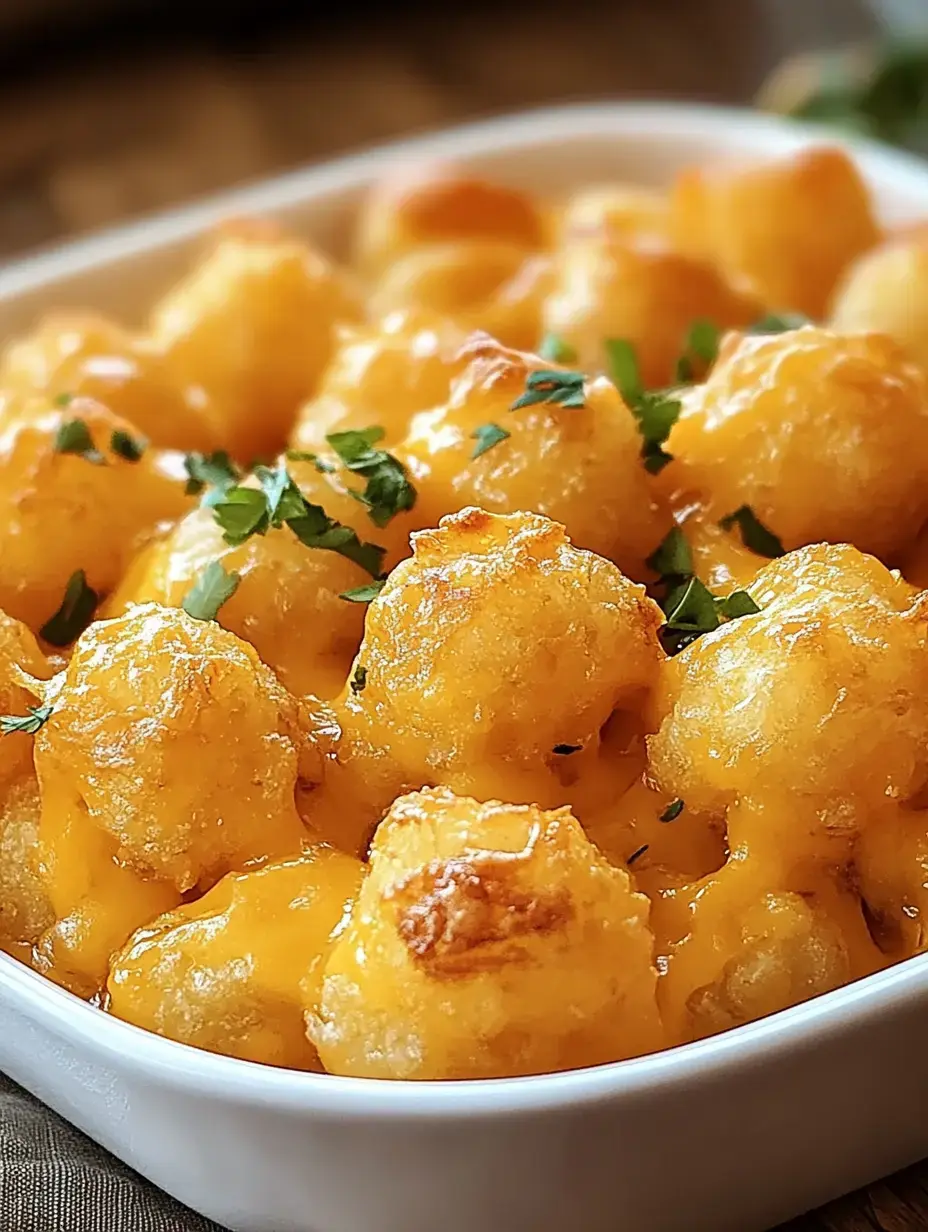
top-left (0, 704), bottom-right (53, 736)
top-left (183, 451), bottom-right (241, 498)
top-left (719, 506), bottom-right (785, 558)
top-left (182, 561), bottom-right (241, 622)
top-left (511, 369), bottom-right (585, 412)
top-left (326, 428), bottom-right (416, 528)
top-left (660, 798), bottom-right (685, 823)
top-left (53, 392), bottom-right (73, 408)
top-left (110, 429), bottom-right (147, 462)
top-left (675, 320), bottom-right (722, 383)
top-left (40, 570), bottom-right (98, 647)
top-left (605, 339), bottom-right (681, 474)
top-left (340, 578), bottom-right (387, 604)
top-left (470, 423), bottom-right (510, 459)
top-left (626, 844), bottom-right (650, 867)
top-left (350, 665), bottom-right (368, 694)
top-left (646, 527), bottom-right (693, 580)
top-left (717, 590), bottom-right (761, 620)
top-left (54, 419), bottom-right (105, 465)
top-left (285, 449), bottom-right (336, 474)
top-left (552, 743), bottom-right (582, 755)
top-left (749, 312), bottom-right (810, 335)
top-left (538, 333), bottom-right (578, 364)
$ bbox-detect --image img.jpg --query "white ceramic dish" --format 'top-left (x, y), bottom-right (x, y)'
top-left (3, 102), bottom-right (928, 1232)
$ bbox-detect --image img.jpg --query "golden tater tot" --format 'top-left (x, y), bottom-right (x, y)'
top-left (655, 861), bottom-right (881, 1044)
top-left (0, 609), bottom-right (53, 788)
top-left (104, 456), bottom-right (394, 700)
top-left (341, 508), bottom-right (664, 809)
top-left (309, 787), bottom-right (662, 1079)
top-left (648, 544), bottom-right (928, 850)
top-left (0, 396), bottom-right (193, 633)
top-left (0, 313), bottom-right (221, 451)
top-left (559, 183), bottom-right (670, 243)
top-left (149, 225), bottom-right (362, 462)
top-left (669, 326), bottom-right (928, 560)
top-left (33, 604), bottom-right (317, 994)
top-left (290, 309), bottom-right (466, 452)
top-left (107, 845), bottom-right (362, 1069)
top-left (830, 232), bottom-right (928, 370)
top-left (541, 234), bottom-right (760, 387)
top-left (0, 775), bottom-right (53, 955)
top-left (354, 167), bottom-right (548, 277)
top-left (855, 806), bottom-right (928, 960)
top-left (400, 335), bottom-right (672, 579)
top-left (670, 145), bottom-right (880, 317)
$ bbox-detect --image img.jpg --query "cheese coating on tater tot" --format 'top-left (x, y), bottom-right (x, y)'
top-left (309, 787), bottom-right (662, 1079)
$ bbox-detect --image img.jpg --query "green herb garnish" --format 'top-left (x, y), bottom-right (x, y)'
top-left (626, 844), bottom-right (649, 867)
top-left (326, 428), bottom-right (416, 527)
top-left (39, 570), bottom-right (98, 647)
top-left (110, 429), bottom-right (147, 462)
top-left (674, 319), bottom-right (722, 383)
top-left (605, 338), bottom-right (681, 474)
top-left (749, 312), bottom-right (810, 335)
top-left (470, 423), bottom-right (510, 459)
top-left (646, 527), bottom-right (694, 580)
top-left (350, 665), bottom-right (367, 694)
top-left (340, 578), bottom-right (387, 604)
top-left (719, 506), bottom-right (786, 558)
top-left (182, 561), bottom-right (241, 623)
top-left (53, 392), bottom-right (73, 408)
top-left (538, 333), bottom-right (578, 364)
top-left (511, 369), bottom-right (585, 411)
top-left (0, 704), bottom-right (53, 736)
top-left (552, 743), bottom-right (582, 755)
top-left (183, 451), bottom-right (241, 498)
top-left (660, 799), bottom-right (685, 823)
top-left (285, 448), bottom-right (336, 474)
top-left (716, 590), bottom-right (761, 620)
top-left (54, 419), bottom-right (105, 465)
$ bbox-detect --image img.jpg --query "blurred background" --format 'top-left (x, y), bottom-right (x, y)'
top-left (0, 0), bottom-right (924, 260)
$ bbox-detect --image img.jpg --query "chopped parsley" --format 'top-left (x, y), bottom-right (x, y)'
top-left (749, 312), bottom-right (810, 335)
top-left (470, 423), bottom-right (510, 459)
top-left (538, 333), bottom-right (578, 364)
top-left (326, 428), bottom-right (416, 527)
top-left (647, 525), bottom-right (761, 655)
top-left (183, 451), bottom-right (241, 498)
top-left (660, 799), bottom-right (685, 823)
top-left (605, 338), bottom-right (681, 474)
top-left (674, 319), bottom-right (722, 383)
top-left (53, 392), bottom-right (73, 408)
top-left (511, 369), bottom-right (585, 411)
top-left (210, 463), bottom-right (387, 580)
top-left (552, 743), bottom-right (582, 755)
top-left (181, 560), bottom-right (241, 622)
top-left (285, 448), bottom-right (336, 474)
top-left (340, 578), bottom-right (387, 604)
top-left (626, 844), bottom-right (649, 867)
top-left (39, 570), bottom-right (98, 647)
top-left (0, 704), bottom-right (53, 736)
top-left (54, 419), bottom-right (105, 465)
top-left (719, 506), bottom-right (785, 558)
top-left (350, 665), bottom-right (367, 694)
top-left (110, 429), bottom-right (147, 462)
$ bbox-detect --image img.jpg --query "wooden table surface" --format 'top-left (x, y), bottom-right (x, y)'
top-left (0, 1), bottom-right (924, 1229)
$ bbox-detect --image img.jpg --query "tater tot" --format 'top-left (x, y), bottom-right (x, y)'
top-left (669, 326), bottom-right (928, 560)
top-left (0, 396), bottom-right (193, 633)
top-left (309, 787), bottom-right (662, 1078)
top-left (655, 856), bottom-right (881, 1044)
top-left (399, 335), bottom-right (672, 579)
top-left (0, 609), bottom-right (53, 788)
top-left (0, 313), bottom-right (221, 451)
top-left (104, 457), bottom-right (394, 700)
top-left (670, 146), bottom-right (880, 318)
top-left (830, 231), bottom-right (928, 370)
top-left (290, 309), bottom-right (467, 452)
top-left (107, 845), bottom-right (362, 1069)
top-left (149, 225), bottom-right (362, 461)
top-left (342, 508), bottom-right (664, 808)
top-left (0, 776), bottom-right (54, 955)
top-left (354, 167), bottom-right (548, 277)
top-left (559, 183), bottom-right (671, 243)
top-left (648, 544), bottom-right (928, 850)
top-left (33, 604), bottom-right (317, 994)
top-left (541, 234), bottom-right (760, 387)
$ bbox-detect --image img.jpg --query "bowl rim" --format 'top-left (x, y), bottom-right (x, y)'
top-left (7, 97), bottom-right (928, 1120)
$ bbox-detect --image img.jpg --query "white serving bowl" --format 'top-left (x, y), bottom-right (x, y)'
top-left (3, 102), bottom-right (928, 1232)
